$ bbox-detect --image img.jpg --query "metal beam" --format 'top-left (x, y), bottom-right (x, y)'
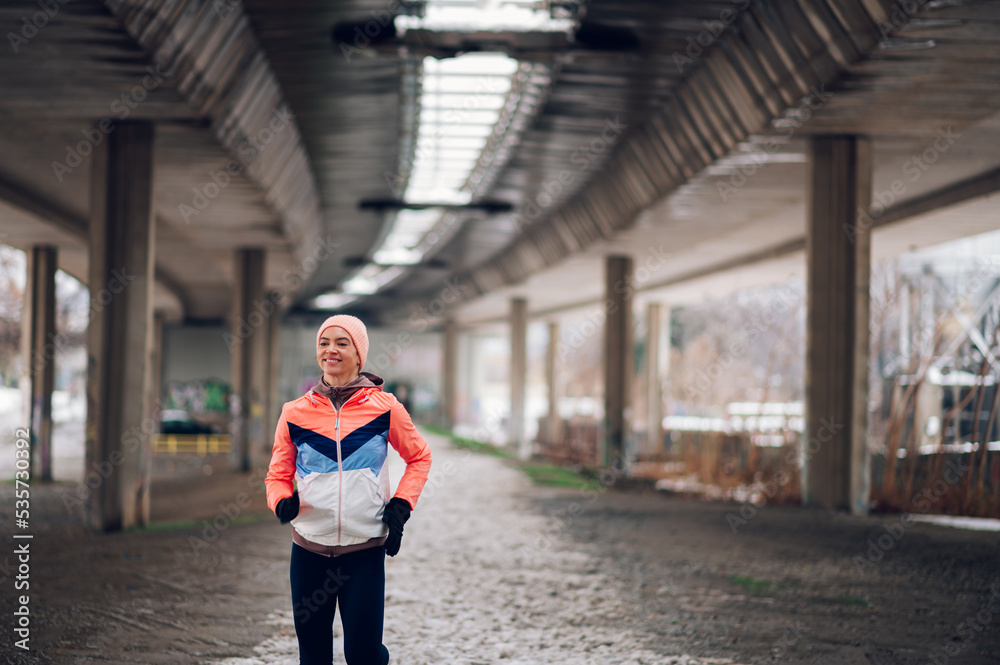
top-left (358, 199), bottom-right (514, 213)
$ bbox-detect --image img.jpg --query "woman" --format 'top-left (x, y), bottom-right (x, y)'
top-left (265, 314), bottom-right (433, 665)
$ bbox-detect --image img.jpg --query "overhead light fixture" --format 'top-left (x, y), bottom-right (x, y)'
top-left (395, 3), bottom-right (573, 33)
top-left (330, 0), bottom-right (642, 63)
top-left (312, 292), bottom-right (358, 310)
top-left (363, 52), bottom-right (528, 266)
top-left (342, 264), bottom-right (407, 294)
top-left (358, 199), bottom-right (513, 213)
top-left (335, 1), bottom-right (558, 295)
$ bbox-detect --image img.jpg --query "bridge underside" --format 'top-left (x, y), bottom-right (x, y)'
top-left (6, 0), bottom-right (1000, 528)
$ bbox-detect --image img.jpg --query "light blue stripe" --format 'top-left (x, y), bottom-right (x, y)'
top-left (297, 443), bottom-right (340, 476)
top-left (341, 434), bottom-right (388, 475)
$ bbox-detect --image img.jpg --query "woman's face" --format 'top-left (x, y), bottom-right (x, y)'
top-left (317, 326), bottom-right (360, 385)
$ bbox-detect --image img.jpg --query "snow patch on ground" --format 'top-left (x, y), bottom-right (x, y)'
top-left (910, 514), bottom-right (1000, 531)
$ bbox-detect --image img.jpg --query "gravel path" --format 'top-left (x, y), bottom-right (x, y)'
top-left (3, 431), bottom-right (996, 664)
top-left (213, 435), bottom-right (726, 665)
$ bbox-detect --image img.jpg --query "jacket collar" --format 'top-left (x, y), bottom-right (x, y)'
top-left (308, 371), bottom-right (384, 408)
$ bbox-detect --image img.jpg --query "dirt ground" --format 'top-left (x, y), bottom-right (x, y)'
top-left (1, 433), bottom-right (999, 664)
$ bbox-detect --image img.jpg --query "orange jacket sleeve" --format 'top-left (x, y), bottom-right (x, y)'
top-left (265, 404), bottom-right (296, 513)
top-left (388, 396), bottom-right (432, 509)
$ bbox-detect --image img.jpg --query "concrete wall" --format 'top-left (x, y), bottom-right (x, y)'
top-left (161, 323), bottom-right (231, 387)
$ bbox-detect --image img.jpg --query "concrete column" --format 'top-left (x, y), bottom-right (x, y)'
top-left (804, 136), bottom-right (872, 514)
top-left (545, 321), bottom-right (560, 450)
top-left (644, 302), bottom-right (664, 460)
top-left (509, 298), bottom-right (527, 458)
top-left (24, 246), bottom-right (57, 482)
top-left (464, 333), bottom-right (480, 429)
top-left (85, 121), bottom-right (156, 531)
top-left (144, 312), bottom-right (165, 524)
top-left (604, 256), bottom-right (633, 468)
top-left (265, 292), bottom-right (282, 436)
top-left (150, 313), bottom-right (165, 415)
top-left (443, 320), bottom-right (458, 430)
top-left (230, 248), bottom-right (268, 472)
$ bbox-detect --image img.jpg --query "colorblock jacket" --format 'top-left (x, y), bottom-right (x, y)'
top-left (265, 374), bottom-right (432, 546)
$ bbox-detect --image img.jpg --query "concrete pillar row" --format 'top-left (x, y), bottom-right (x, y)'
top-left (85, 121), bottom-right (156, 531)
top-left (509, 298), bottom-right (528, 458)
top-left (508, 298), bottom-right (531, 459)
top-left (230, 248), bottom-right (268, 473)
top-left (804, 135), bottom-right (872, 515)
top-left (23, 245), bottom-right (57, 482)
top-left (604, 256), bottom-right (633, 468)
top-left (265, 291), bottom-right (282, 438)
top-left (545, 321), bottom-right (560, 449)
top-left (644, 302), bottom-right (665, 460)
top-left (443, 320), bottom-right (458, 430)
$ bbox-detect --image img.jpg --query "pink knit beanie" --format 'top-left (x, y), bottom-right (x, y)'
top-left (316, 315), bottom-right (369, 369)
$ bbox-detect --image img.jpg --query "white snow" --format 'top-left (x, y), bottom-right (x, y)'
top-left (909, 514), bottom-right (1000, 532)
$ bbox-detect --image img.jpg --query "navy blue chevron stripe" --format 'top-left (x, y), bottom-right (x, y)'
top-left (286, 411), bottom-right (391, 461)
top-left (341, 411), bottom-right (391, 459)
top-left (287, 422), bottom-right (339, 461)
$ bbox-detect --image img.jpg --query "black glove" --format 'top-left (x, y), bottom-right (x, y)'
top-left (275, 491), bottom-right (299, 524)
top-left (381, 497), bottom-right (411, 556)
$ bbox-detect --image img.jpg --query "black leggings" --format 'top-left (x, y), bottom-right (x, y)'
top-left (290, 543), bottom-right (390, 665)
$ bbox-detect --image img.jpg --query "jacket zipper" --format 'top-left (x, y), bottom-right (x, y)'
top-left (327, 390), bottom-right (365, 545)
